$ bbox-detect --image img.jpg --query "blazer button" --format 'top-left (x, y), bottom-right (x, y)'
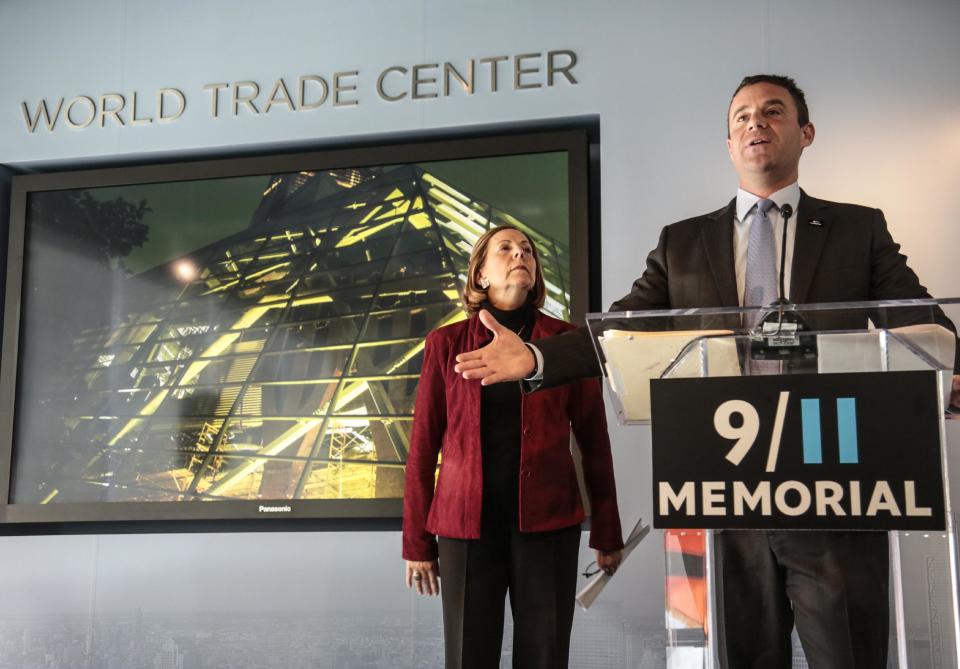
top-left (522, 469), bottom-right (532, 478)
top-left (522, 427), bottom-right (530, 437)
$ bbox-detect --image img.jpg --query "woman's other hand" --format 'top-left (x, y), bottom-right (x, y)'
top-left (406, 560), bottom-right (440, 596)
top-left (596, 549), bottom-right (623, 576)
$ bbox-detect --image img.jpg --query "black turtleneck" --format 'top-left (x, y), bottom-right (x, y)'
top-left (480, 301), bottom-right (536, 532)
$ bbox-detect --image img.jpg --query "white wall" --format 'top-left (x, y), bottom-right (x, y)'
top-left (4, 0), bottom-right (958, 295)
top-left (2, 0), bottom-right (959, 664)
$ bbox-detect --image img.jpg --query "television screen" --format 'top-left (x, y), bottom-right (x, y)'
top-left (0, 129), bottom-right (592, 525)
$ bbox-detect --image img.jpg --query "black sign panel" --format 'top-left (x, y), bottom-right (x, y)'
top-left (651, 371), bottom-right (945, 530)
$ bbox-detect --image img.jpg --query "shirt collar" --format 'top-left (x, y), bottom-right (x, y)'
top-left (736, 182), bottom-right (801, 222)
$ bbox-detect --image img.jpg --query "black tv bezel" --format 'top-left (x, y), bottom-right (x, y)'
top-left (0, 124), bottom-right (599, 533)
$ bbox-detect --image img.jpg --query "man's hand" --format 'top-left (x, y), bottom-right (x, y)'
top-left (453, 309), bottom-right (535, 385)
top-left (951, 374), bottom-right (960, 409)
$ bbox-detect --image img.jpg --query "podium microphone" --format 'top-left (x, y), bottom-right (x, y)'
top-left (751, 203), bottom-right (818, 361)
top-left (776, 204), bottom-right (793, 303)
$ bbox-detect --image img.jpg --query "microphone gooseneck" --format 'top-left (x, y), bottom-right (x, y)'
top-left (750, 201), bottom-right (817, 363)
top-left (777, 203), bottom-right (793, 304)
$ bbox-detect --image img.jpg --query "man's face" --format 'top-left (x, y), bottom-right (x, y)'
top-left (726, 82), bottom-right (815, 188)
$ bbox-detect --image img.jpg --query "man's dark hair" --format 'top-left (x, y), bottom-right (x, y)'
top-left (728, 74), bottom-right (810, 136)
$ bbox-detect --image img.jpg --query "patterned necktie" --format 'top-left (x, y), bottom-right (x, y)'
top-left (744, 198), bottom-right (778, 330)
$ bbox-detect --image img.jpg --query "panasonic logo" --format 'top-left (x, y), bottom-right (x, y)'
top-left (258, 505), bottom-right (292, 513)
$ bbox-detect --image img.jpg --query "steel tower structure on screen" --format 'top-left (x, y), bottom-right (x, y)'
top-left (29, 165), bottom-right (571, 504)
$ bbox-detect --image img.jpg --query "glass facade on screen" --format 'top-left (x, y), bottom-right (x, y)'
top-left (11, 156), bottom-right (571, 505)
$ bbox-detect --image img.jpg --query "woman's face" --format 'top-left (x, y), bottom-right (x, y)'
top-left (479, 229), bottom-right (537, 295)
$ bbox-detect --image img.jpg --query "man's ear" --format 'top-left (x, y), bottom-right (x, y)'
top-left (801, 122), bottom-right (815, 148)
top-left (726, 137), bottom-right (735, 160)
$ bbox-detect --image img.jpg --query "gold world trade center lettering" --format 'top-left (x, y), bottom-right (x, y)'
top-left (376, 50), bottom-right (578, 101)
top-left (201, 74), bottom-right (359, 117)
top-left (19, 74), bottom-right (356, 133)
top-left (19, 49), bottom-right (579, 133)
top-left (21, 88), bottom-right (186, 133)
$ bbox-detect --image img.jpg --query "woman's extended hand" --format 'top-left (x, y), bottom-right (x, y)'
top-left (406, 560), bottom-right (440, 596)
top-left (596, 549), bottom-right (623, 576)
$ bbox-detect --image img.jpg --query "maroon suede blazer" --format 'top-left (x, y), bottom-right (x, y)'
top-left (402, 310), bottom-right (624, 562)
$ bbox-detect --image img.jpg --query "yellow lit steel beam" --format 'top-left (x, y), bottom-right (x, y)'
top-left (377, 289), bottom-right (428, 298)
top-left (203, 378), bottom-right (376, 496)
top-left (408, 212), bottom-right (431, 230)
top-left (204, 305), bottom-right (466, 497)
top-left (249, 252), bottom-right (290, 263)
top-left (358, 205), bottom-right (383, 225)
top-left (421, 173), bottom-right (470, 203)
top-left (439, 200), bottom-right (488, 231)
top-left (104, 299), bottom-right (286, 446)
top-left (107, 401), bottom-right (155, 445)
top-left (429, 187), bottom-right (488, 224)
top-left (545, 280), bottom-right (564, 296)
top-left (436, 215), bottom-right (484, 250)
top-left (202, 279), bottom-right (239, 296)
top-left (335, 216), bottom-right (404, 248)
top-left (374, 193), bottom-right (410, 220)
top-left (427, 186), bottom-right (487, 226)
top-left (383, 308), bottom-right (465, 375)
top-left (290, 295), bottom-right (333, 307)
top-left (204, 418), bottom-right (325, 495)
top-left (335, 189), bottom-right (413, 248)
top-left (224, 249), bottom-right (239, 274)
top-left (262, 179), bottom-right (282, 197)
top-left (354, 337), bottom-right (429, 348)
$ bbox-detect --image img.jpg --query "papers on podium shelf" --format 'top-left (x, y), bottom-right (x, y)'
top-left (576, 517), bottom-right (651, 610)
top-left (598, 329), bottom-right (739, 421)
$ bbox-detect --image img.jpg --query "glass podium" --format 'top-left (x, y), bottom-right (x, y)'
top-left (586, 298), bottom-right (960, 668)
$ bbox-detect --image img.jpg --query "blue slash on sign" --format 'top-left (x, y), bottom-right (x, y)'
top-left (836, 398), bottom-right (859, 463)
top-left (800, 398), bottom-right (859, 464)
top-left (801, 399), bottom-right (822, 464)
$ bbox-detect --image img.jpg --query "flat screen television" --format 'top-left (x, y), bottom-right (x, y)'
top-left (0, 128), bottom-right (594, 528)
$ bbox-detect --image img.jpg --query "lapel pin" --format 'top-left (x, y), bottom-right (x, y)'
top-left (808, 219), bottom-right (824, 227)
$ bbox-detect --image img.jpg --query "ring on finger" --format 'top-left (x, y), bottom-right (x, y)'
top-left (413, 571), bottom-right (423, 581)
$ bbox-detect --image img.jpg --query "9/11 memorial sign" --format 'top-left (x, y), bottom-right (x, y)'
top-left (650, 371), bottom-right (946, 530)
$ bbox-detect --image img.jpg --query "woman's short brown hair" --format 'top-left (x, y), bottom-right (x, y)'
top-left (461, 224), bottom-right (546, 315)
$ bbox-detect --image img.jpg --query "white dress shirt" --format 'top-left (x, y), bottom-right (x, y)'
top-left (734, 182), bottom-right (801, 305)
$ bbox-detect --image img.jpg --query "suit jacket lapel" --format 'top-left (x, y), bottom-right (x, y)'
top-left (701, 198), bottom-right (739, 307)
top-left (790, 191), bottom-right (832, 304)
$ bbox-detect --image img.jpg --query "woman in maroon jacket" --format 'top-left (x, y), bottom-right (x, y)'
top-left (402, 225), bottom-right (623, 669)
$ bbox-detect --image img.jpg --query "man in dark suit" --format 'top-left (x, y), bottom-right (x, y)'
top-left (454, 74), bottom-right (960, 667)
